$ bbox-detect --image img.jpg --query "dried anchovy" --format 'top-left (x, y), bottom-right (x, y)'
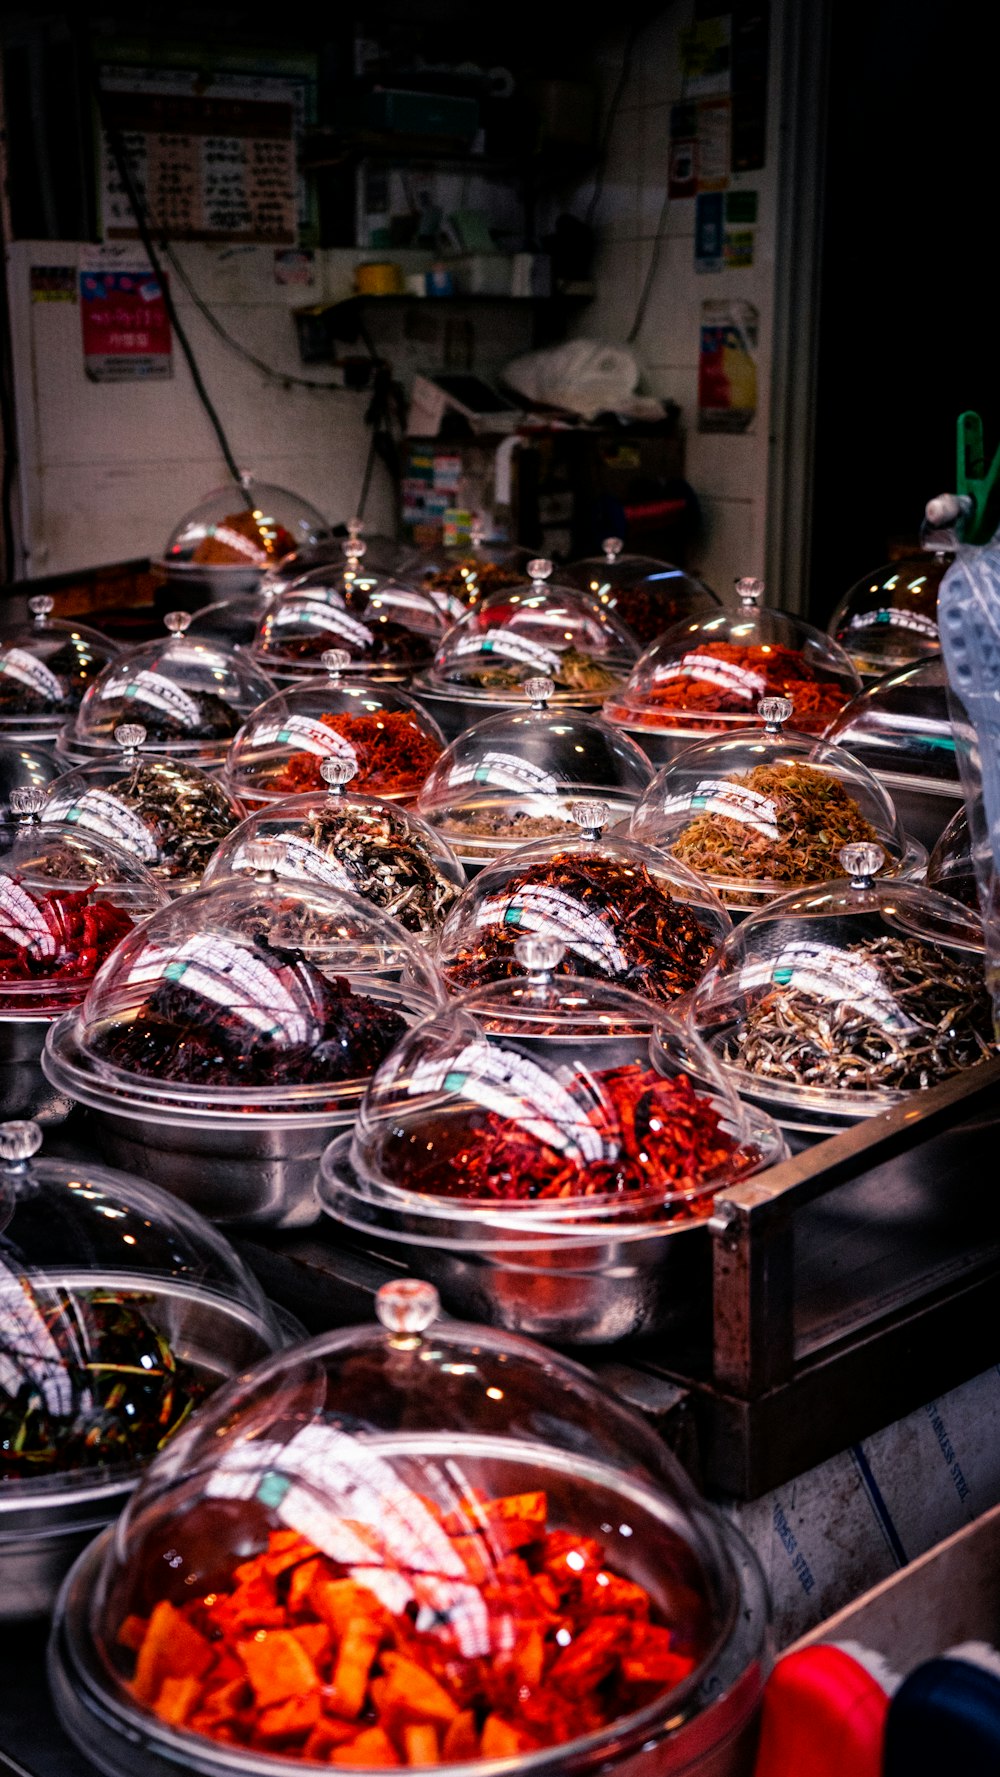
top-left (468, 648), bottom-right (621, 695)
top-left (109, 760), bottom-right (240, 879)
top-left (673, 762), bottom-right (881, 887)
top-left (728, 934), bottom-right (993, 1092)
top-left (0, 1291), bottom-right (208, 1478)
top-left (93, 936), bottom-right (405, 1086)
top-left (303, 802), bottom-right (459, 931)
top-left (440, 808), bottom-right (576, 841)
top-left (445, 853), bottom-right (717, 1003)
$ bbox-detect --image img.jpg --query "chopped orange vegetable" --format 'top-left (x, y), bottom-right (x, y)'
top-left (255, 1694), bottom-right (322, 1742)
top-left (330, 1616), bottom-right (382, 1719)
top-left (480, 1715), bottom-right (536, 1758)
top-left (238, 1630), bottom-right (319, 1708)
top-left (133, 1601), bottom-right (214, 1704)
top-left (154, 1675), bottom-right (202, 1726)
top-left (130, 1485), bottom-right (708, 1764)
top-left (379, 1655), bottom-right (459, 1726)
top-left (442, 1710), bottom-right (479, 1762)
top-left (403, 1723), bottom-right (440, 1766)
top-left (331, 1726), bottom-right (399, 1767)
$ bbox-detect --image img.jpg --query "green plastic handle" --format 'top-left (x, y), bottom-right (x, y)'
top-left (957, 411), bottom-right (1000, 543)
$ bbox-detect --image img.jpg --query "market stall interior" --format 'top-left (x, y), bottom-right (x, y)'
top-left (3, 0), bottom-right (1000, 1768)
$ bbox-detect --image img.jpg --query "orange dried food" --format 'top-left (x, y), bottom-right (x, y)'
top-left (128, 1488), bottom-right (702, 1765)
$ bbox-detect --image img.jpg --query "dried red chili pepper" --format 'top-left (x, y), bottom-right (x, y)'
top-left (635, 640), bottom-right (848, 735)
top-left (274, 711), bottom-right (442, 798)
top-left (123, 1491), bottom-right (704, 1762)
top-left (384, 1064), bottom-right (740, 1213)
top-left (0, 877), bottom-right (133, 1003)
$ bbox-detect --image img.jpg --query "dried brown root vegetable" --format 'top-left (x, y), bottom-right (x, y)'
top-left (727, 934), bottom-right (993, 1092)
top-left (673, 762), bottom-right (882, 885)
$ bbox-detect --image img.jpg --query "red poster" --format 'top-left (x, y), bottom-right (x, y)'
top-left (79, 268), bottom-right (172, 382)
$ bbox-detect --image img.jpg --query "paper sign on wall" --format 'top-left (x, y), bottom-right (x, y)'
top-left (698, 299), bottom-right (758, 434)
top-left (79, 265), bottom-right (172, 382)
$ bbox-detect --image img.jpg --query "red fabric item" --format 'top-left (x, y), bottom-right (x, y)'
top-left (753, 1645), bottom-right (889, 1777)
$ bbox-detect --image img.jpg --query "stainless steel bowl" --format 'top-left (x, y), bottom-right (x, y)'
top-left (0, 1016), bottom-right (73, 1124)
top-left (80, 1104), bottom-right (344, 1230)
top-left (50, 1441), bottom-right (769, 1777)
top-left (0, 1278), bottom-right (280, 1621)
top-left (321, 1134), bottom-right (725, 1345)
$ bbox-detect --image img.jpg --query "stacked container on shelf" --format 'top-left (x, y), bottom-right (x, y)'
top-left (0, 595), bottom-right (120, 746)
top-left (324, 940), bottom-right (784, 1343)
top-left (41, 844), bottom-right (444, 1228)
top-left (562, 537), bottom-right (720, 647)
top-left (629, 696), bottom-right (925, 915)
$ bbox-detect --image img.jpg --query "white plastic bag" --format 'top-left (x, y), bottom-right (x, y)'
top-left (503, 339), bottom-right (639, 420)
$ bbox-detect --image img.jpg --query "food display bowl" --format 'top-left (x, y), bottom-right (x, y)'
top-left (0, 594), bottom-right (120, 745)
top-left (159, 479), bottom-right (334, 604)
top-left (321, 1122), bottom-right (782, 1345)
top-left (0, 1122), bottom-right (283, 1619)
top-left (49, 1283), bottom-right (769, 1777)
top-left (41, 862), bottom-right (442, 1229)
top-left (822, 657), bottom-right (962, 851)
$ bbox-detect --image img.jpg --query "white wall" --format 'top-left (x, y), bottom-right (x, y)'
top-left (572, 4), bottom-right (783, 599)
top-left (4, 241), bottom-right (536, 578)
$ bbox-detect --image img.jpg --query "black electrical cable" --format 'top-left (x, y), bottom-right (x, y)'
top-left (92, 72), bottom-right (246, 491)
top-left (585, 19), bottom-right (643, 229)
top-left (626, 180), bottom-right (671, 344)
top-left (161, 243), bottom-right (350, 393)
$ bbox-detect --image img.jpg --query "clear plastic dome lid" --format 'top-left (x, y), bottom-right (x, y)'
top-left (204, 765), bottom-right (465, 937)
top-left (418, 562), bottom-right (639, 707)
top-left (0, 1118), bottom-right (281, 1496)
top-left (822, 657), bottom-right (957, 785)
top-left (605, 577), bottom-right (861, 737)
top-left (252, 544), bottom-right (445, 684)
top-left (563, 538), bottom-right (720, 648)
top-left (43, 852), bottom-right (441, 1122)
top-left (412, 537), bottom-right (534, 622)
top-left (224, 656), bottom-right (446, 806)
top-left (435, 801), bottom-right (730, 1005)
top-left (344, 939), bottom-right (779, 1228)
top-left (690, 842), bottom-right (992, 1127)
top-left (60, 613), bottom-right (277, 766)
top-left (55, 1277), bottom-right (763, 1774)
top-left (0, 595), bottom-right (119, 736)
top-left (417, 680), bottom-right (654, 863)
top-left (43, 724), bottom-right (246, 889)
top-left (186, 587), bottom-right (279, 652)
top-left (163, 479), bottom-right (332, 573)
top-left (629, 696), bottom-right (915, 909)
top-left (0, 808), bottom-right (167, 1016)
top-left (0, 741), bottom-right (60, 833)
top-left (828, 550), bottom-right (949, 679)
top-left (927, 804), bottom-right (981, 914)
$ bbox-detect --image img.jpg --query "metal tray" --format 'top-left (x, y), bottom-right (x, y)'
top-left (238, 1058), bottom-right (1000, 1502)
